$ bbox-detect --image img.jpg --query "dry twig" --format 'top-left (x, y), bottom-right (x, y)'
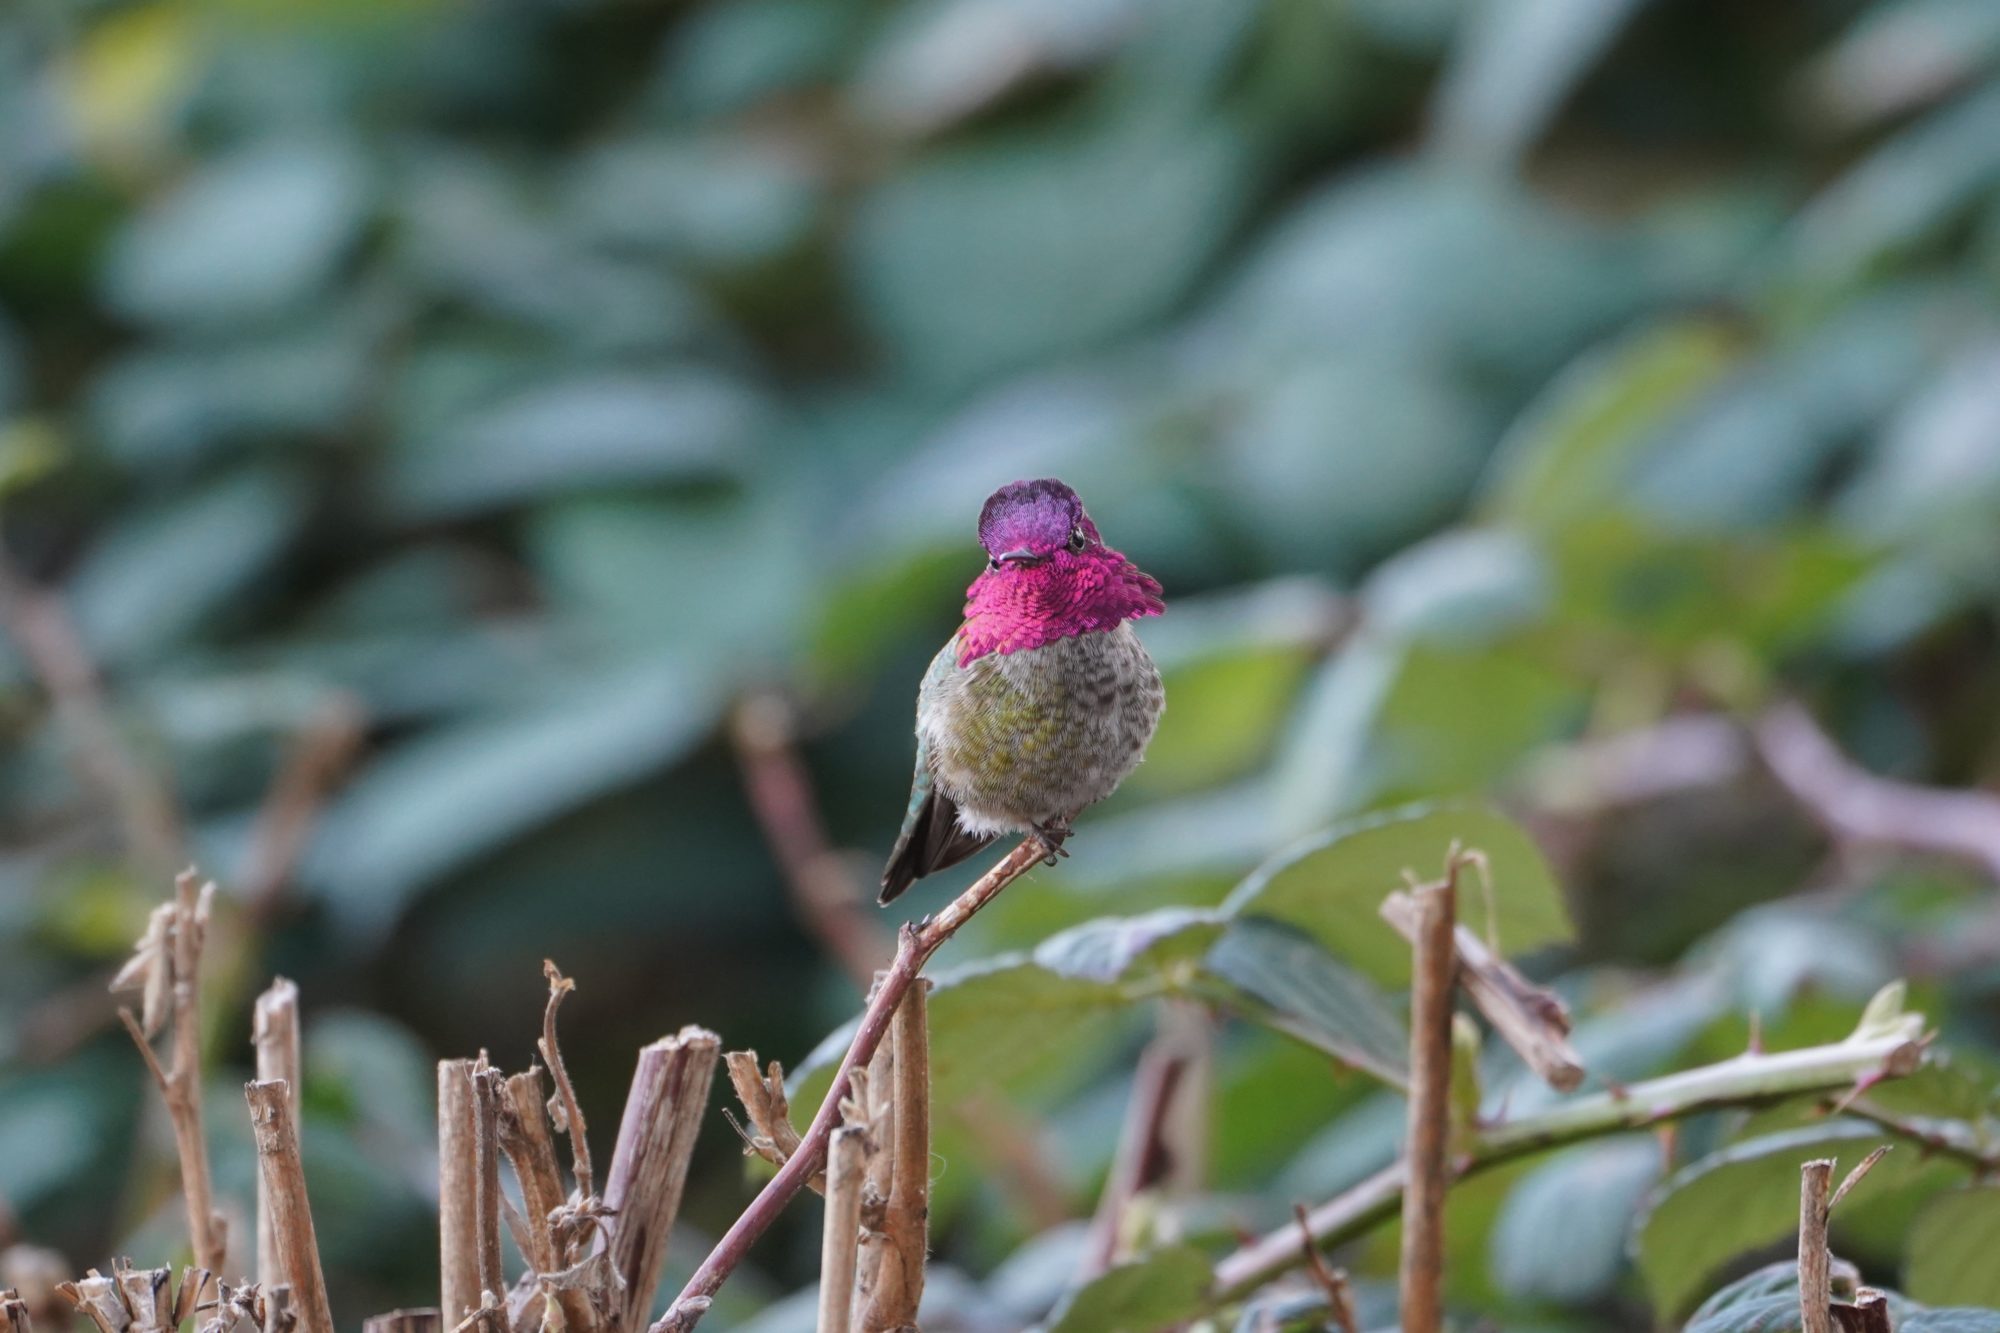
top-left (1380, 890), bottom-right (1584, 1091)
top-left (539, 964), bottom-right (593, 1202)
top-left (114, 871), bottom-right (227, 1276)
top-left (0, 558), bottom-right (183, 876)
top-left (1758, 701), bottom-right (2000, 881)
top-left (731, 693), bottom-right (890, 987)
top-left (244, 1082), bottom-right (334, 1333)
top-left (238, 697), bottom-right (364, 923)
top-left (1081, 1003), bottom-right (1206, 1277)
top-left (656, 836), bottom-right (1049, 1332)
top-left (1292, 1205), bottom-right (1358, 1333)
top-left (722, 1053), bottom-right (815, 1188)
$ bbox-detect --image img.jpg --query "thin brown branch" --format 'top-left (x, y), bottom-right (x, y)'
top-left (539, 963), bottom-right (592, 1203)
top-left (731, 693), bottom-right (891, 988)
top-left (0, 557), bottom-right (184, 877)
top-left (859, 981), bottom-right (931, 1332)
top-left (1838, 1096), bottom-right (2000, 1171)
top-left (245, 1080), bottom-right (334, 1333)
top-left (948, 1096), bottom-right (1072, 1231)
top-left (254, 980), bottom-right (302, 1290)
top-left (114, 872), bottom-right (226, 1276)
top-left (1829, 1146), bottom-right (1889, 1212)
top-left (655, 837), bottom-right (1049, 1332)
top-left (1380, 890), bottom-right (1584, 1092)
top-left (1799, 1158), bottom-right (1835, 1333)
top-left (439, 1060), bottom-right (481, 1323)
top-left (1758, 701), bottom-right (2000, 882)
top-left (602, 1027), bottom-right (721, 1332)
top-left (1397, 861), bottom-right (1458, 1333)
top-left (1292, 1205), bottom-right (1358, 1333)
top-left (1081, 1005), bottom-right (1203, 1277)
top-left (817, 1126), bottom-right (870, 1333)
top-left (238, 696), bottom-right (364, 925)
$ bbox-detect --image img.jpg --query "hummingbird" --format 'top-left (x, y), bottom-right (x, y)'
top-left (879, 478), bottom-right (1166, 903)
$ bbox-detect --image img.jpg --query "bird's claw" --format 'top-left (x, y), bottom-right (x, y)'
top-left (1032, 821), bottom-right (1072, 866)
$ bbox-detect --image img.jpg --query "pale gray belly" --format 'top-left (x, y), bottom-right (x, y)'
top-left (922, 623), bottom-right (1164, 835)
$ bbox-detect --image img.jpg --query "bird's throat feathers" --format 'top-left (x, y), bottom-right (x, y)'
top-left (956, 550), bottom-right (1164, 665)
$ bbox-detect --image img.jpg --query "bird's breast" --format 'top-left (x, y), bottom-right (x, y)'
top-left (920, 623), bottom-right (1163, 830)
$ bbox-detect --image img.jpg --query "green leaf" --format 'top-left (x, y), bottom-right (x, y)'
top-left (1043, 1244), bottom-right (1211, 1333)
top-left (1489, 1136), bottom-right (1662, 1305)
top-left (1202, 918), bottom-right (1408, 1084)
top-left (1904, 1313), bottom-right (2000, 1333)
top-left (1789, 85), bottom-right (2000, 284)
top-left (1429, 0), bottom-right (1652, 167)
top-left (392, 370), bottom-right (767, 517)
top-left (1634, 1123), bottom-right (1932, 1316)
top-left (1268, 633), bottom-right (1405, 838)
top-left (304, 665), bottom-right (718, 935)
top-left (1906, 1187), bottom-right (2000, 1305)
top-left (848, 117), bottom-right (1252, 387)
top-left (1031, 908), bottom-right (1225, 987)
top-left (102, 138), bottom-right (370, 327)
top-left (1482, 319), bottom-right (1741, 533)
top-left (1217, 354), bottom-right (1488, 575)
top-left (1222, 802), bottom-right (1569, 986)
top-left (564, 134), bottom-right (819, 267)
top-left (529, 490), bottom-right (806, 664)
top-left (68, 466), bottom-right (307, 666)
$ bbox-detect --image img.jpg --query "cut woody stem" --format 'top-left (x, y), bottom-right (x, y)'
top-left (1801, 1148), bottom-right (1892, 1333)
top-left (253, 980), bottom-right (302, 1291)
top-left (437, 1060), bottom-right (481, 1324)
top-left (858, 981), bottom-right (931, 1332)
top-left (656, 837), bottom-right (1049, 1332)
top-left (245, 1080), bottom-right (334, 1333)
top-left (817, 1125), bottom-right (870, 1333)
top-left (1397, 857), bottom-right (1459, 1333)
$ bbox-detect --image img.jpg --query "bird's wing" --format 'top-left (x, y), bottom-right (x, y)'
top-left (879, 641), bottom-right (994, 903)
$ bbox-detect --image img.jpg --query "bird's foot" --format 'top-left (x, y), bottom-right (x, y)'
top-left (1032, 819), bottom-right (1072, 866)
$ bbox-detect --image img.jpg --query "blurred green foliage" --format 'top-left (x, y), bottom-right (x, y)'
top-left (6, 0), bottom-right (2000, 1328)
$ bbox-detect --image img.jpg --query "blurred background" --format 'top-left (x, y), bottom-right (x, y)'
top-left (4, 0), bottom-right (2000, 1327)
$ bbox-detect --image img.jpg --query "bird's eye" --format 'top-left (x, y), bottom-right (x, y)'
top-left (1067, 528), bottom-right (1085, 553)
top-left (988, 557), bottom-right (1001, 571)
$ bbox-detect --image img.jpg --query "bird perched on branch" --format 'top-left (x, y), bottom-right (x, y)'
top-left (880, 478), bottom-right (1166, 903)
